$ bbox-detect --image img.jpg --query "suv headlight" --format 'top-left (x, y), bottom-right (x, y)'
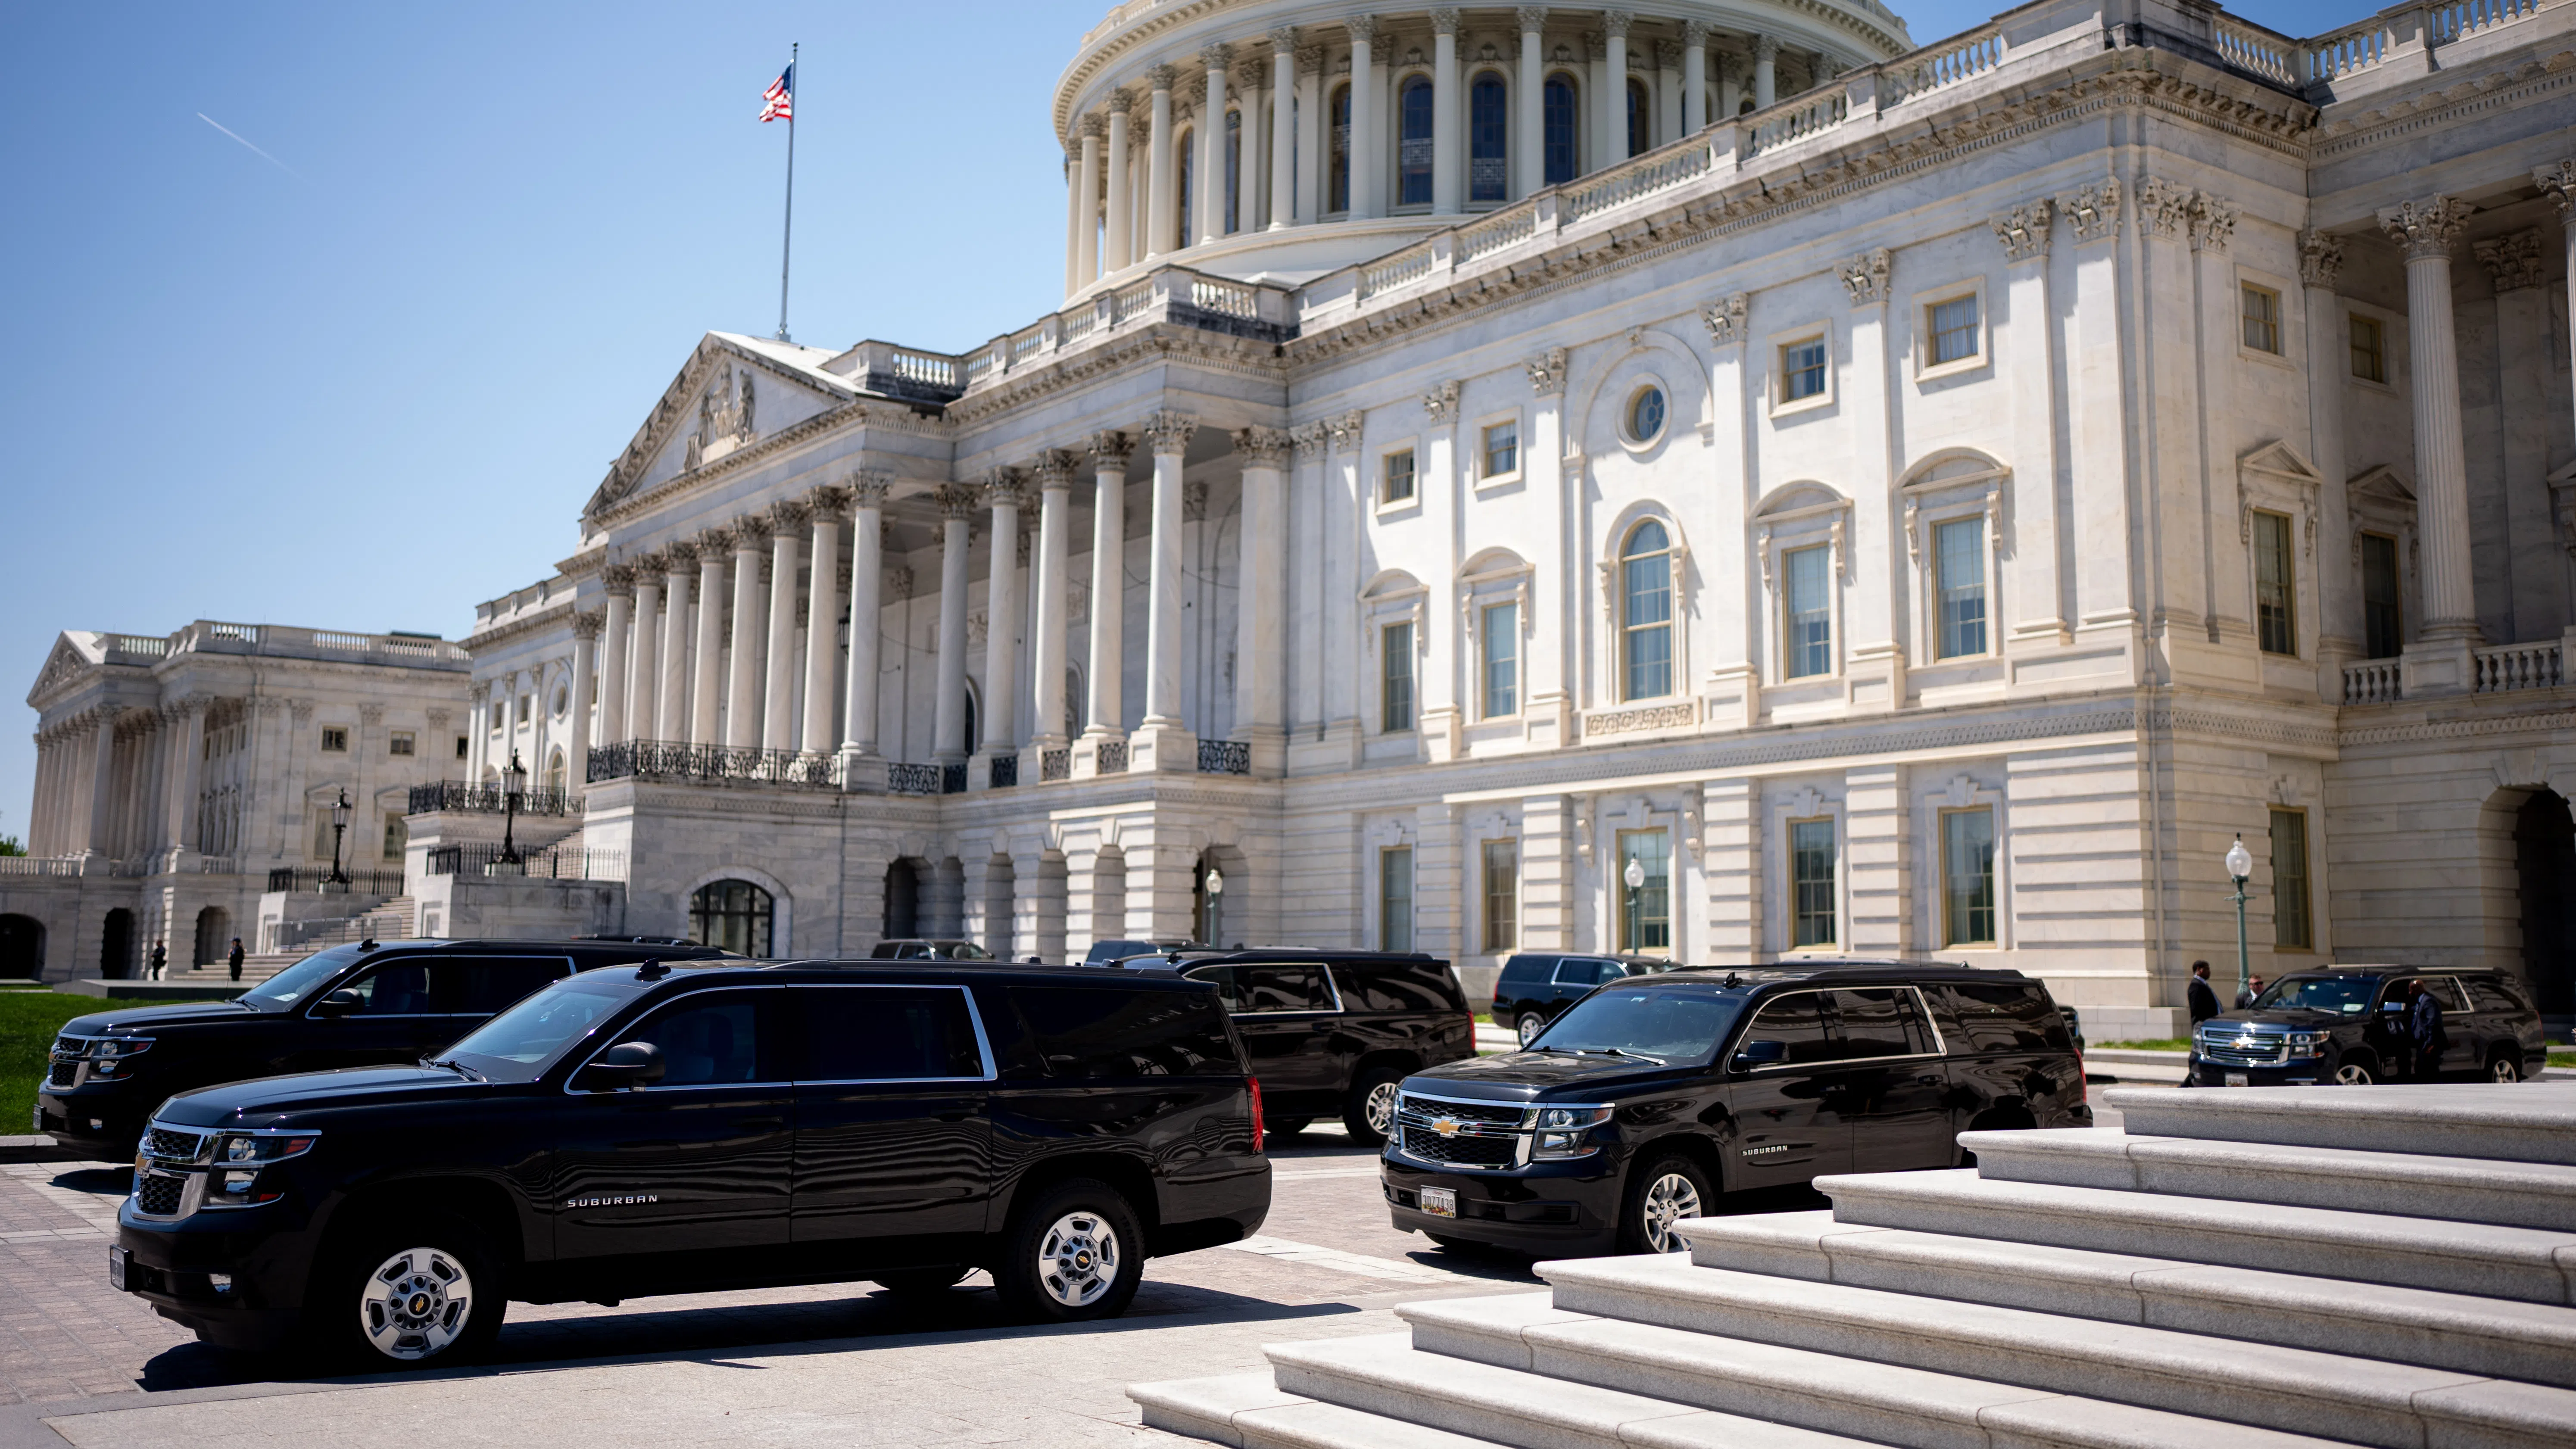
top-left (204, 1133), bottom-right (318, 1209)
top-left (85, 1037), bottom-right (153, 1077)
top-left (1531, 1105), bottom-right (1614, 1160)
top-left (2285, 1031), bottom-right (2330, 1059)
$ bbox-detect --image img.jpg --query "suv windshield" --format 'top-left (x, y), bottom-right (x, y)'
top-left (1533, 987), bottom-right (1746, 1062)
top-left (2252, 974), bottom-right (2378, 1014)
top-left (239, 944), bottom-right (367, 1010)
top-left (440, 974), bottom-right (648, 1082)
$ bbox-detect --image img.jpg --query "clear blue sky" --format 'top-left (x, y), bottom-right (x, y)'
top-left (0, 0), bottom-right (2357, 845)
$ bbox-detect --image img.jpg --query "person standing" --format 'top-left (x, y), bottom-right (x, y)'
top-left (147, 940), bottom-right (167, 981)
top-left (2186, 961), bottom-right (2221, 1025)
top-left (228, 937), bottom-right (245, 982)
top-left (2407, 978), bottom-right (2448, 1082)
top-left (2235, 975), bottom-right (2266, 1010)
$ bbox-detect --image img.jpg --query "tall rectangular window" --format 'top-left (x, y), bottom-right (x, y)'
top-left (1619, 830), bottom-right (1671, 955)
top-left (1786, 545), bottom-right (1832, 678)
top-left (2349, 313), bottom-right (2386, 383)
top-left (2242, 284), bottom-right (2281, 354)
top-left (2361, 533), bottom-right (2401, 659)
top-left (1790, 818), bottom-right (1836, 948)
top-left (1380, 846), bottom-right (1414, 951)
top-left (1940, 807), bottom-right (1997, 946)
top-left (2270, 806), bottom-right (2312, 950)
top-left (1482, 602), bottom-right (1519, 717)
top-left (1381, 622), bottom-right (1415, 732)
top-left (1934, 517), bottom-right (1987, 659)
top-left (1482, 420), bottom-right (1518, 477)
top-left (2253, 510), bottom-right (2296, 655)
top-left (1481, 838), bottom-right (1518, 953)
top-left (1382, 448), bottom-right (1416, 504)
top-left (382, 813), bottom-right (408, 864)
top-left (1782, 337), bottom-right (1828, 402)
top-left (1927, 295), bottom-right (1980, 366)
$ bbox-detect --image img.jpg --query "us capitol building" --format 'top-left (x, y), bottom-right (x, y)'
top-left (13, 0), bottom-right (2575, 1041)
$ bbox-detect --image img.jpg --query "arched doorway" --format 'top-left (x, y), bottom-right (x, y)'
top-left (2515, 789), bottom-right (2576, 1024)
top-left (193, 907), bottom-right (232, 967)
top-left (688, 879), bottom-right (773, 956)
top-left (100, 909), bottom-right (134, 979)
top-left (883, 860), bottom-right (923, 940)
top-left (0, 915), bottom-right (42, 979)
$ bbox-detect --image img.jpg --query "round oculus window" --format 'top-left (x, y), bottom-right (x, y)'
top-left (551, 686), bottom-right (569, 717)
top-left (1628, 386), bottom-right (1667, 443)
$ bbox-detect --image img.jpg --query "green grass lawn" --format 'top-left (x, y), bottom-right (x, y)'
top-left (2099, 1039), bottom-right (2192, 1052)
top-left (2551, 1050), bottom-right (2576, 1070)
top-left (1, 992), bottom-right (196, 1137)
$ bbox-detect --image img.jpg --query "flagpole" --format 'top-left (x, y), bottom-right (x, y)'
top-left (776, 42), bottom-right (797, 342)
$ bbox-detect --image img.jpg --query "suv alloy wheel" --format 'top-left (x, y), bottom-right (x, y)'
top-left (2332, 1056), bottom-right (2378, 1085)
top-left (1620, 1154), bottom-right (1712, 1255)
top-left (2489, 1053), bottom-right (2522, 1083)
top-left (322, 1216), bottom-right (505, 1368)
top-left (995, 1178), bottom-right (1144, 1322)
top-left (1516, 1013), bottom-right (1547, 1047)
top-left (1344, 1066), bottom-right (1408, 1146)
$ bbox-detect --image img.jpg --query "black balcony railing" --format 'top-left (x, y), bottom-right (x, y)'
top-left (1097, 740), bottom-right (1129, 774)
top-left (408, 781), bottom-right (572, 816)
top-left (1041, 748), bottom-right (1070, 782)
top-left (989, 755), bottom-right (1018, 788)
top-left (1197, 739), bottom-right (1251, 775)
top-left (942, 763), bottom-right (969, 795)
top-left (887, 762), bottom-right (942, 796)
top-left (587, 740), bottom-right (841, 789)
top-left (425, 842), bottom-right (621, 880)
top-left (266, 866), bottom-right (404, 894)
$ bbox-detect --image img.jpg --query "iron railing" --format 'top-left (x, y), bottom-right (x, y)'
top-left (1198, 740), bottom-right (1251, 775)
top-left (888, 762), bottom-right (943, 796)
top-left (407, 781), bottom-right (573, 816)
top-left (1041, 748), bottom-right (1071, 782)
top-left (425, 843), bottom-right (624, 880)
top-left (1096, 740), bottom-right (1129, 774)
top-left (942, 763), bottom-right (969, 795)
top-left (587, 740), bottom-right (841, 789)
top-left (266, 867), bottom-right (404, 894)
top-left (989, 755), bottom-right (1019, 788)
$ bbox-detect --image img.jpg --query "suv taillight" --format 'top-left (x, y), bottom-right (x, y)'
top-left (1249, 1077), bottom-right (1266, 1154)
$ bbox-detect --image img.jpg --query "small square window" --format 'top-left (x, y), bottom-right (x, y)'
top-left (2242, 284), bottom-right (2281, 355)
top-left (2349, 313), bottom-right (2386, 383)
top-left (1481, 421), bottom-right (1518, 478)
top-left (320, 726), bottom-right (349, 753)
top-left (1781, 337), bottom-right (1828, 402)
top-left (388, 731), bottom-right (415, 757)
top-left (1926, 295), bottom-right (1979, 367)
top-left (1382, 447), bottom-right (1416, 504)
top-left (454, 735), bottom-right (469, 760)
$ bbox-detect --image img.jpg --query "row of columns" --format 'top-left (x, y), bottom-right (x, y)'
top-left (1066, 10), bottom-right (1799, 293)
top-left (28, 701), bottom-right (216, 863)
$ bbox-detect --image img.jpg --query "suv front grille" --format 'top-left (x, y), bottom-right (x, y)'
top-left (47, 1060), bottom-right (79, 1088)
top-left (1398, 1094), bottom-right (1527, 1126)
top-left (133, 1173), bottom-right (185, 1216)
top-left (143, 1128), bottom-right (206, 1162)
top-left (1399, 1127), bottom-right (1523, 1169)
top-left (2198, 1033), bottom-right (2288, 1067)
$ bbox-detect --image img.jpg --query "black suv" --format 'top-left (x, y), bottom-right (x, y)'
top-left (39, 939), bottom-right (731, 1158)
top-left (2187, 964), bottom-right (2548, 1086)
top-left (113, 960), bottom-right (1268, 1367)
top-left (1383, 962), bottom-right (2087, 1258)
top-left (1491, 954), bottom-right (1673, 1045)
top-left (1177, 950), bottom-right (1475, 1145)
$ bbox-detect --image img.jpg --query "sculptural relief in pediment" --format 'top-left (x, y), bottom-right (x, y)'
top-left (684, 365), bottom-right (759, 471)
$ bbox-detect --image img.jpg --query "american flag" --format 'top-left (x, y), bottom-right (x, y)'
top-left (760, 63), bottom-right (794, 122)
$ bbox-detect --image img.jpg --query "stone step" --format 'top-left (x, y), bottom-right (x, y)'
top-left (1264, 1331), bottom-right (1898, 1449)
top-left (1130, 1372), bottom-right (1507, 1449)
top-left (1389, 1293), bottom-right (2353, 1449)
top-left (1962, 1126), bottom-right (2576, 1230)
top-left (2102, 1083), bottom-right (2576, 1165)
top-left (1816, 1167), bottom-right (2576, 1305)
top-left (1675, 1208), bottom-right (2576, 1389)
top-left (1531, 1255), bottom-right (2576, 1449)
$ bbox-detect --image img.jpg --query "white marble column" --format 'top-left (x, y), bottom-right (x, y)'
top-left (1084, 431), bottom-right (1133, 750)
top-left (1135, 411), bottom-right (1197, 770)
top-left (659, 545), bottom-right (695, 744)
top-left (761, 502), bottom-right (804, 751)
top-left (1585, 33), bottom-right (1607, 171)
top-left (1269, 29), bottom-right (1297, 230)
top-left (725, 517), bottom-right (770, 748)
top-left (1062, 147), bottom-right (1081, 298)
top-left (1028, 451), bottom-right (1077, 764)
top-left (1753, 34), bottom-right (1777, 109)
top-left (1682, 22), bottom-right (1708, 132)
top-left (842, 476), bottom-right (889, 762)
top-left (1146, 65), bottom-right (1177, 259)
top-left (1103, 98), bottom-right (1132, 272)
top-left (2541, 162), bottom-right (2576, 436)
top-left (2300, 231), bottom-right (2357, 696)
top-left (1603, 11), bottom-right (1631, 161)
top-left (1718, 51), bottom-right (1742, 119)
top-left (1233, 427), bottom-right (1290, 776)
top-left (2380, 196), bottom-right (2480, 643)
top-left (568, 611), bottom-right (599, 790)
top-left (1075, 118), bottom-right (1104, 287)
top-left (692, 531), bottom-right (730, 745)
top-left (627, 559), bottom-right (661, 742)
top-left (600, 566), bottom-right (633, 747)
top-left (1432, 8), bottom-right (1462, 214)
top-left (1198, 43), bottom-right (1230, 246)
top-left (162, 698), bottom-right (205, 857)
top-left (802, 486), bottom-right (847, 754)
top-left (982, 471), bottom-right (1026, 775)
top-left (1236, 58), bottom-right (1264, 233)
top-left (83, 713), bottom-right (116, 857)
top-left (932, 485), bottom-right (977, 765)
top-left (1294, 47), bottom-right (1323, 224)
top-left (1516, 7), bottom-right (1547, 197)
top-left (1347, 16), bottom-right (1382, 220)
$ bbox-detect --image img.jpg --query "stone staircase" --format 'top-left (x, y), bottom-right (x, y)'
top-left (1132, 1084), bottom-right (2576, 1449)
top-left (163, 896), bottom-right (421, 989)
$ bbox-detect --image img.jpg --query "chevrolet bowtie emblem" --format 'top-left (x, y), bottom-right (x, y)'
top-left (1431, 1117), bottom-right (1462, 1137)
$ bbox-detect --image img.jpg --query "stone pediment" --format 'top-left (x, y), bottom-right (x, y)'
top-left (27, 633), bottom-right (101, 709)
top-left (582, 333), bottom-right (859, 521)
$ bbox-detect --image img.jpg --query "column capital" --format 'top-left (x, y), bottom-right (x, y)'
top-left (769, 498), bottom-right (812, 533)
top-left (1526, 346), bottom-right (1569, 394)
top-left (1269, 23), bottom-right (1300, 54)
top-left (1753, 33), bottom-right (1779, 62)
top-left (1290, 421), bottom-right (1331, 458)
top-left (1199, 40), bottom-right (1233, 71)
top-left (1146, 62), bottom-right (1178, 92)
top-left (1144, 410), bottom-right (1197, 455)
top-left (1603, 9), bottom-right (1634, 40)
top-left (2056, 175), bottom-right (2120, 243)
top-left (934, 483), bottom-right (981, 521)
top-left (662, 539), bottom-right (699, 569)
top-left (849, 469), bottom-right (894, 509)
top-left (1988, 198), bottom-right (2052, 262)
top-left (2476, 228), bottom-right (2548, 292)
top-left (731, 513), bottom-right (773, 547)
top-left (1840, 246), bottom-right (1891, 306)
top-left (2536, 160), bottom-right (2576, 217)
top-left (805, 482), bottom-right (852, 522)
top-left (983, 466), bottom-right (1029, 511)
top-left (1346, 14), bottom-right (1381, 48)
top-left (1233, 425), bottom-right (1294, 467)
top-left (1036, 448), bottom-right (1082, 488)
top-left (602, 564), bottom-right (637, 597)
top-left (2378, 196), bottom-right (2476, 261)
top-left (692, 527), bottom-right (732, 559)
top-left (1430, 7), bottom-right (1462, 36)
top-left (1079, 112), bottom-right (1107, 140)
top-left (1090, 429), bottom-right (1137, 468)
top-left (1653, 39), bottom-right (1681, 68)
top-left (1583, 31), bottom-right (1606, 61)
top-left (1422, 379), bottom-right (1460, 421)
top-left (1701, 292), bottom-right (1748, 344)
top-left (1297, 45), bottom-right (1326, 76)
top-left (2188, 192), bottom-right (2236, 253)
top-left (2297, 229), bottom-right (2345, 290)
top-left (1681, 19), bottom-right (1711, 45)
top-left (1516, 6), bottom-right (1549, 33)
top-left (571, 610), bottom-right (605, 642)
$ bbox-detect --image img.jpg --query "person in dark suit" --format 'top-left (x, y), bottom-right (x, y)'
top-left (2234, 975), bottom-right (2266, 1010)
top-left (228, 938), bottom-right (245, 982)
top-left (147, 941), bottom-right (166, 981)
top-left (2187, 961), bottom-right (2221, 1025)
top-left (2407, 978), bottom-right (2448, 1082)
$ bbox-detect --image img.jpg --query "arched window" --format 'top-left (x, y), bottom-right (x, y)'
top-left (691, 879), bottom-right (774, 957)
top-left (1397, 75), bottom-right (1434, 206)
top-left (1621, 520), bottom-right (1675, 700)
top-left (1176, 127), bottom-right (1194, 247)
top-left (544, 746), bottom-right (566, 794)
top-left (1224, 107), bottom-right (1241, 232)
top-left (1328, 84), bottom-right (1352, 213)
top-left (1738, 94), bottom-right (1756, 116)
top-left (1627, 78), bottom-right (1651, 158)
top-left (1543, 75), bottom-right (1578, 185)
top-left (1469, 73), bottom-right (1508, 202)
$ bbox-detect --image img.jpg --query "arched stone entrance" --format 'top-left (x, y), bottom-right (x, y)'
top-left (883, 860), bottom-right (924, 940)
top-left (0, 915), bottom-right (42, 979)
top-left (2514, 788), bottom-right (2576, 1025)
top-left (100, 908), bottom-right (134, 979)
top-left (193, 906), bottom-right (232, 967)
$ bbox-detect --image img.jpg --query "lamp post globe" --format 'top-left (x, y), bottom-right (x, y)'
top-left (2225, 834), bottom-right (2254, 1001)
top-left (1625, 856), bottom-right (1646, 891)
top-left (1204, 863), bottom-right (1224, 947)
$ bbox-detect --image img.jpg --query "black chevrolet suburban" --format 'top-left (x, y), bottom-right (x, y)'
top-left (1384, 962), bottom-right (2087, 1258)
top-left (1491, 953), bottom-right (1674, 1045)
top-left (2186, 964), bottom-right (2548, 1086)
top-left (39, 938), bottom-right (733, 1158)
top-left (112, 960), bottom-right (1269, 1368)
top-left (1178, 949), bottom-right (1476, 1145)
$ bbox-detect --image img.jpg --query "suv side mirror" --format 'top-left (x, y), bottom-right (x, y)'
top-left (1731, 1038), bottom-right (1789, 1070)
top-left (312, 989), bottom-right (363, 1019)
top-left (578, 1041), bottom-right (665, 1091)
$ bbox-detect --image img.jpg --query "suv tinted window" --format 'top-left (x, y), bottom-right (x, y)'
top-left (1831, 988), bottom-right (1926, 1058)
top-left (1008, 987), bottom-right (1240, 1077)
top-left (440, 957), bottom-right (571, 1015)
top-left (2469, 976), bottom-right (2533, 1015)
top-left (618, 990), bottom-right (779, 1086)
top-left (1944, 982), bottom-right (2073, 1053)
top-left (1497, 955), bottom-right (1556, 986)
top-left (798, 986), bottom-right (984, 1080)
top-left (1740, 990), bottom-right (1835, 1063)
top-left (1191, 964), bottom-right (1337, 1013)
top-left (1338, 962), bottom-right (1463, 1013)
top-left (341, 960), bottom-right (438, 1015)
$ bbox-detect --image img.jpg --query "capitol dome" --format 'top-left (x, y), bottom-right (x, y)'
top-left (1051, 0), bottom-right (1916, 295)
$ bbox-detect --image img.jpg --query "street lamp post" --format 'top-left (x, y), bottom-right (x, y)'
top-left (2225, 834), bottom-right (2255, 1003)
top-left (1623, 854), bottom-right (1646, 951)
top-left (326, 789), bottom-right (351, 888)
top-left (1205, 864), bottom-right (1225, 947)
top-left (499, 750), bottom-right (529, 871)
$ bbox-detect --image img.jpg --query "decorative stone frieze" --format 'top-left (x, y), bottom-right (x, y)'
top-left (1525, 347), bottom-right (1568, 393)
top-left (2474, 229), bottom-right (2546, 292)
top-left (1701, 293), bottom-right (1747, 344)
top-left (1584, 702), bottom-right (1696, 737)
top-left (2057, 176), bottom-right (2120, 243)
top-left (2377, 196), bottom-right (2475, 260)
top-left (1840, 247), bottom-right (1890, 306)
top-left (1989, 199), bottom-right (2052, 262)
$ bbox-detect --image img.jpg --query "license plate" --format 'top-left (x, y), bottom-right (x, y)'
top-left (2225, 1072), bottom-right (2249, 1088)
top-left (107, 1246), bottom-right (128, 1290)
top-left (1418, 1187), bottom-right (1457, 1218)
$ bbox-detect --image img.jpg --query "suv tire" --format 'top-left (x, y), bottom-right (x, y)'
top-left (315, 1215), bottom-right (505, 1370)
top-left (1619, 1153), bottom-right (1713, 1255)
top-left (2331, 1054), bottom-right (2379, 1085)
top-left (994, 1178), bottom-right (1144, 1323)
top-left (1516, 1013), bottom-right (1547, 1047)
top-left (2488, 1052), bottom-right (2522, 1083)
top-left (1344, 1066), bottom-right (1407, 1146)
